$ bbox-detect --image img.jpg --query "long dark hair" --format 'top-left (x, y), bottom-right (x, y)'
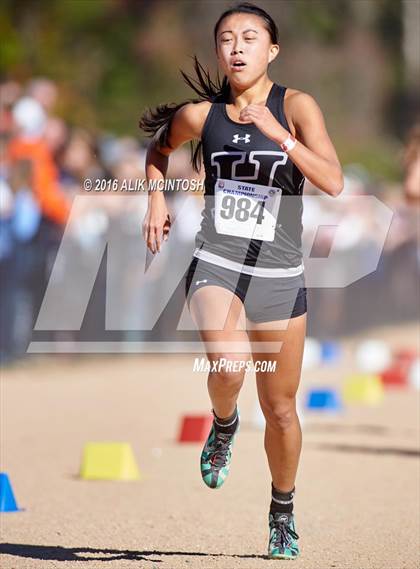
top-left (138, 2), bottom-right (279, 173)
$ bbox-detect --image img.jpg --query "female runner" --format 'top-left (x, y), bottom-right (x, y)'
top-left (140, 2), bottom-right (343, 560)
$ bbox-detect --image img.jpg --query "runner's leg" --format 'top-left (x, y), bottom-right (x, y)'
top-left (189, 285), bottom-right (250, 417)
top-left (247, 313), bottom-right (306, 491)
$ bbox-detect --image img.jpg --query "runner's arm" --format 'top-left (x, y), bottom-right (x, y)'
top-left (143, 102), bottom-right (209, 253)
top-left (282, 92), bottom-right (344, 197)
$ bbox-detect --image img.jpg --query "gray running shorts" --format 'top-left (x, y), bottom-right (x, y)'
top-left (185, 256), bottom-right (307, 323)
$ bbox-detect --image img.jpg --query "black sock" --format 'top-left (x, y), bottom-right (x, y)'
top-left (270, 483), bottom-right (295, 514)
top-left (213, 406), bottom-right (239, 435)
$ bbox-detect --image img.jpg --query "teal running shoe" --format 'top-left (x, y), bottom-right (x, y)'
top-left (268, 511), bottom-right (300, 560)
top-left (200, 415), bottom-right (239, 489)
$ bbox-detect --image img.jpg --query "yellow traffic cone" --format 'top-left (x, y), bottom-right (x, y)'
top-left (80, 442), bottom-right (141, 480)
top-left (343, 374), bottom-right (384, 405)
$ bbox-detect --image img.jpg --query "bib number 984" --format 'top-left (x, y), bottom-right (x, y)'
top-left (214, 178), bottom-right (282, 241)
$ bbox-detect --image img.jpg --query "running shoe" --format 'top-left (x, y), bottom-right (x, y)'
top-left (200, 414), bottom-right (239, 489)
top-left (268, 511), bottom-right (300, 560)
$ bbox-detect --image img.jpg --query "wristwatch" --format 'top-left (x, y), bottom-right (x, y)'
top-left (280, 134), bottom-right (297, 152)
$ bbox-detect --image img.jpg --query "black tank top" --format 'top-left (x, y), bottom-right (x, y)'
top-left (194, 82), bottom-right (305, 269)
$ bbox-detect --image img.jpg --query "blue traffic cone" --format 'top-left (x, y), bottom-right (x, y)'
top-left (321, 341), bottom-right (341, 365)
top-left (306, 388), bottom-right (343, 412)
top-left (0, 473), bottom-right (22, 512)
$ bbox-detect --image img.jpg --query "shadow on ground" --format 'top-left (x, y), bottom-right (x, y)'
top-left (0, 544), bottom-right (267, 563)
top-left (310, 442), bottom-right (420, 457)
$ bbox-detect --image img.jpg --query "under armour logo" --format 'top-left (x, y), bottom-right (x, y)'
top-left (232, 134), bottom-right (251, 143)
top-left (195, 279), bottom-right (208, 285)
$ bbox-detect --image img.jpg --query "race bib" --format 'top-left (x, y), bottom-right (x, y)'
top-left (214, 178), bottom-right (282, 241)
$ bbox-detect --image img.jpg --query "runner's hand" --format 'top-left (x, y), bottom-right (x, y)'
top-left (239, 104), bottom-right (288, 142)
top-left (142, 196), bottom-right (171, 254)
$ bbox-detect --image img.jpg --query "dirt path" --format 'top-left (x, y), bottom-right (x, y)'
top-left (1, 325), bottom-right (419, 568)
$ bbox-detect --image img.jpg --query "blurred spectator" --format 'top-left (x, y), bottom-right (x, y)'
top-left (59, 128), bottom-right (103, 190)
top-left (403, 123), bottom-right (420, 206)
top-left (0, 81), bottom-right (22, 135)
top-left (375, 123), bottom-right (420, 325)
top-left (1, 95), bottom-right (71, 363)
top-left (44, 117), bottom-right (69, 158)
top-left (8, 97), bottom-right (70, 224)
top-left (27, 78), bottom-right (58, 113)
top-left (0, 135), bottom-right (17, 364)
